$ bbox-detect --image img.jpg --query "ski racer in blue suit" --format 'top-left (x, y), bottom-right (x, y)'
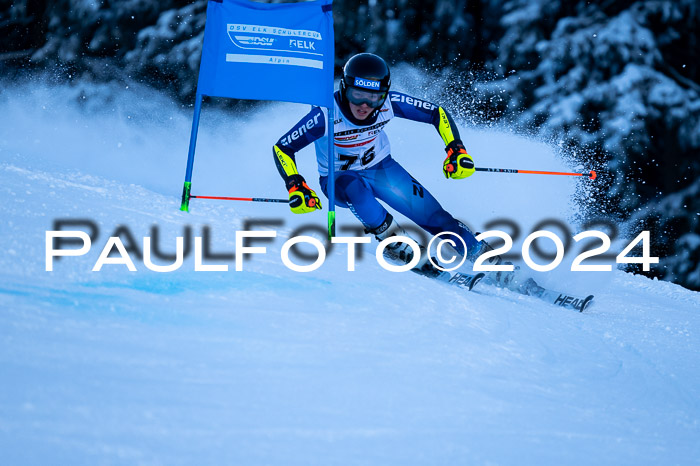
top-left (272, 53), bottom-right (482, 262)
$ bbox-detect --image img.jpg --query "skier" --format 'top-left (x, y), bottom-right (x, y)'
top-left (272, 52), bottom-right (485, 266)
top-left (270, 53), bottom-right (595, 310)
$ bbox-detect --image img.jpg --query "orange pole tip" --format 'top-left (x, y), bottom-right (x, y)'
top-left (589, 170), bottom-right (597, 180)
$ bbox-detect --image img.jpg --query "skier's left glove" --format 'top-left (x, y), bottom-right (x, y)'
top-left (287, 174), bottom-right (322, 214)
top-left (443, 140), bottom-right (475, 179)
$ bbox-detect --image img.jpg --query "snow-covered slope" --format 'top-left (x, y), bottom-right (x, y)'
top-left (1, 82), bottom-right (698, 465)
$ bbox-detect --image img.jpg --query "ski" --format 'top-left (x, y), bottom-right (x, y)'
top-left (482, 273), bottom-right (594, 312)
top-left (381, 243), bottom-right (591, 309)
top-left (412, 261), bottom-right (486, 292)
top-left (536, 288), bottom-right (594, 312)
top-left (515, 277), bottom-right (594, 312)
top-left (382, 247), bottom-right (484, 292)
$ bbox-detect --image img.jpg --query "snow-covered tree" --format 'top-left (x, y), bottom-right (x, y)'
top-left (473, 0), bottom-right (700, 288)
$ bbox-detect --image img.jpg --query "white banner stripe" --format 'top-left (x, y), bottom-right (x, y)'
top-left (226, 54), bottom-right (323, 70)
top-left (227, 24), bottom-right (322, 40)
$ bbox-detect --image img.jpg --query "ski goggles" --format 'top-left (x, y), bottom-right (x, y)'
top-left (346, 87), bottom-right (387, 108)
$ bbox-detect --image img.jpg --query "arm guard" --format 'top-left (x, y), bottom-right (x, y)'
top-left (273, 144), bottom-right (300, 187)
top-left (436, 107), bottom-right (458, 146)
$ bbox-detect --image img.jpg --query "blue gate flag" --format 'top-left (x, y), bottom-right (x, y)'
top-left (183, 0), bottom-right (337, 238)
top-left (197, 0), bottom-right (334, 108)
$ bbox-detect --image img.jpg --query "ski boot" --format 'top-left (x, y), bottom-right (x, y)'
top-left (466, 239), bottom-right (544, 295)
top-left (367, 213), bottom-right (430, 270)
top-left (466, 240), bottom-right (509, 283)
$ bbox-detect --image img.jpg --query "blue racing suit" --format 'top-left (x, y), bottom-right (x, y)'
top-left (273, 90), bottom-right (478, 254)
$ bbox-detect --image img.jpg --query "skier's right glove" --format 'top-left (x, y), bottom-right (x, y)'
top-left (443, 140), bottom-right (475, 179)
top-left (287, 174), bottom-right (322, 214)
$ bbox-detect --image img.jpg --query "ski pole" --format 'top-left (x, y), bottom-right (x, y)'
top-left (189, 195), bottom-right (288, 203)
top-left (476, 167), bottom-right (597, 180)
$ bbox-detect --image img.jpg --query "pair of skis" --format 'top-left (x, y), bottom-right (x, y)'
top-left (384, 248), bottom-right (594, 312)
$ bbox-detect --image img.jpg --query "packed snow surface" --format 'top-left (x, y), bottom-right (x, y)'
top-left (0, 82), bottom-right (698, 465)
